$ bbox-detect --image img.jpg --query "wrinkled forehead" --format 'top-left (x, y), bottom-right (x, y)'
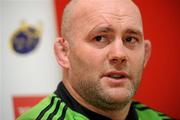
top-left (72, 0), bottom-right (141, 21)
top-left (68, 0), bottom-right (143, 39)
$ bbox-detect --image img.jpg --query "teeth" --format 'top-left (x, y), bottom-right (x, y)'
top-left (110, 75), bottom-right (124, 78)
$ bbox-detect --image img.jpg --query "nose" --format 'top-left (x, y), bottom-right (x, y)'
top-left (108, 39), bottom-right (128, 65)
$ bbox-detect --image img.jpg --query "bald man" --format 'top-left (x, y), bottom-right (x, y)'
top-left (18, 0), bottom-right (173, 120)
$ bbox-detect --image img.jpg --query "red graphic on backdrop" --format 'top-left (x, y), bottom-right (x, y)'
top-left (13, 96), bottom-right (45, 119)
top-left (54, 0), bottom-right (69, 36)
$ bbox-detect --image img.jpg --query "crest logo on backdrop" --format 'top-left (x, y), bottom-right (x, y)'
top-left (10, 21), bottom-right (43, 54)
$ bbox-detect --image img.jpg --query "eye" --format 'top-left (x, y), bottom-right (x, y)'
top-left (95, 35), bottom-right (105, 42)
top-left (91, 35), bottom-right (111, 48)
top-left (123, 35), bottom-right (140, 49)
top-left (124, 36), bottom-right (137, 44)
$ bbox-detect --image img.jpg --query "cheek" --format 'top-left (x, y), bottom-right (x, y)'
top-left (68, 49), bottom-right (104, 90)
top-left (128, 51), bottom-right (145, 79)
top-left (75, 45), bottom-right (106, 67)
top-left (129, 49), bottom-right (145, 67)
top-left (69, 47), bottom-right (98, 75)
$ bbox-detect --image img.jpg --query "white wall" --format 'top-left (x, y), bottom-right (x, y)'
top-left (0, 0), bottom-right (3, 119)
top-left (2, 0), bottom-right (61, 119)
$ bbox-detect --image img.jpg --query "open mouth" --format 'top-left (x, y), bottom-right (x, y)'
top-left (108, 74), bottom-right (127, 79)
top-left (103, 71), bottom-right (129, 80)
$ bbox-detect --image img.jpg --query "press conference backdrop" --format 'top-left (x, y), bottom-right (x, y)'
top-left (134, 0), bottom-right (180, 119)
top-left (0, 0), bottom-right (3, 118)
top-left (1, 0), bottom-right (180, 120)
top-left (1, 0), bottom-right (60, 120)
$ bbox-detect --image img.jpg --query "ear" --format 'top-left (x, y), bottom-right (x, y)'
top-left (54, 37), bottom-right (70, 69)
top-left (143, 40), bottom-right (152, 68)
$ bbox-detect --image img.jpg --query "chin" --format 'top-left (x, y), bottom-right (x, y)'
top-left (106, 88), bottom-right (134, 103)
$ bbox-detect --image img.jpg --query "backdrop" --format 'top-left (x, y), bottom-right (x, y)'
top-left (1, 0), bottom-right (60, 119)
top-left (54, 0), bottom-right (180, 119)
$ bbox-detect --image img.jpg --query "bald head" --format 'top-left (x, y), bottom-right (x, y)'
top-left (61, 0), bottom-right (142, 41)
top-left (61, 0), bottom-right (77, 40)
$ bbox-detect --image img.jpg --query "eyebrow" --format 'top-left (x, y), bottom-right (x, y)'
top-left (89, 25), bottom-right (114, 34)
top-left (87, 25), bottom-right (143, 38)
top-left (125, 28), bottom-right (143, 37)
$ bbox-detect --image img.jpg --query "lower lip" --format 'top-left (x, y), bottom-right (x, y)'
top-left (102, 77), bottom-right (129, 86)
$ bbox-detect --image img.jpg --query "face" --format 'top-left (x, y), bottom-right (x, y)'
top-left (61, 0), bottom-right (151, 111)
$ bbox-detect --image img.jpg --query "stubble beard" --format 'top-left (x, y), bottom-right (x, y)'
top-left (71, 61), bottom-right (145, 111)
top-left (74, 75), bottom-right (139, 111)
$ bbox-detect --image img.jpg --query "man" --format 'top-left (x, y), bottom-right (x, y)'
top-left (18, 0), bottom-right (173, 119)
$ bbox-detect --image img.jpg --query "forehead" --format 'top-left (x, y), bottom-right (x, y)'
top-left (72, 0), bottom-right (141, 19)
top-left (71, 0), bottom-right (143, 36)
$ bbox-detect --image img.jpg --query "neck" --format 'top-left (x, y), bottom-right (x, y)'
top-left (63, 79), bottom-right (131, 120)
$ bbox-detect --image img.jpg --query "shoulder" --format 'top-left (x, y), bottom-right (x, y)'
top-left (17, 94), bottom-right (64, 120)
top-left (17, 93), bottom-right (89, 120)
top-left (133, 101), bottom-right (174, 120)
